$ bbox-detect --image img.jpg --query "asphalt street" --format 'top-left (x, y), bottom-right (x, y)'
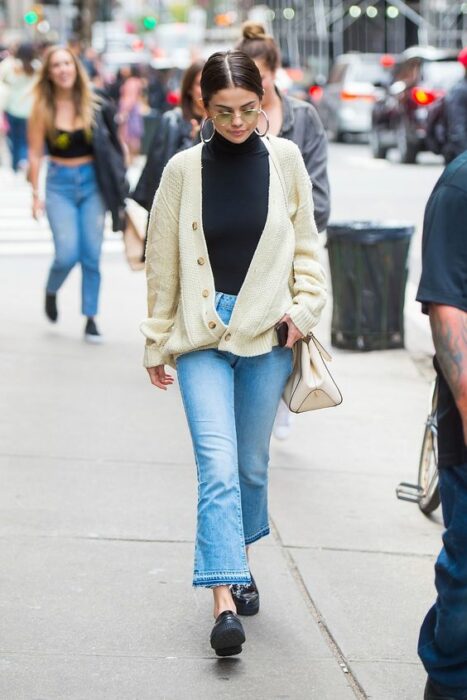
top-left (0, 143), bottom-right (446, 699)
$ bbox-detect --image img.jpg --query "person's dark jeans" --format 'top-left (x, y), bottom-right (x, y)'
top-left (4, 112), bottom-right (28, 171)
top-left (419, 461), bottom-right (467, 698)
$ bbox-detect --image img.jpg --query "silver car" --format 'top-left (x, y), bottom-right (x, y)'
top-left (315, 53), bottom-right (393, 141)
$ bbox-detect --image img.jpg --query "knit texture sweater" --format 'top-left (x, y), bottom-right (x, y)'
top-left (141, 135), bottom-right (327, 369)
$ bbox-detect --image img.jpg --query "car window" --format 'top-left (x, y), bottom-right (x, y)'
top-left (421, 60), bottom-right (464, 90)
top-left (346, 63), bottom-right (389, 85)
top-left (394, 58), bottom-right (420, 85)
top-left (328, 64), bottom-right (347, 84)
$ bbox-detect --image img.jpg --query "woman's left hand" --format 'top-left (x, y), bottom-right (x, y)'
top-left (279, 314), bottom-right (303, 349)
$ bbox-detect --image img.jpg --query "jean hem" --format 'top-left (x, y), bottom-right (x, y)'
top-left (245, 526), bottom-right (270, 545)
top-left (193, 571), bottom-right (251, 588)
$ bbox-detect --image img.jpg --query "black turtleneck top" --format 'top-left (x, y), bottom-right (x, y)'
top-left (201, 131), bottom-right (269, 295)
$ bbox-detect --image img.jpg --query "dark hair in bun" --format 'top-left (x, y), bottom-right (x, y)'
top-left (237, 21), bottom-right (281, 72)
top-left (200, 50), bottom-right (263, 107)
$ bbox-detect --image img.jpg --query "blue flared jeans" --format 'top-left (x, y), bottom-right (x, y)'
top-left (418, 462), bottom-right (467, 698)
top-left (45, 161), bottom-right (105, 318)
top-left (176, 292), bottom-right (293, 588)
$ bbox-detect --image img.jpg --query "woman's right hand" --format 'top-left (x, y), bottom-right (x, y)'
top-left (146, 364), bottom-right (174, 391)
top-left (32, 195), bottom-right (44, 221)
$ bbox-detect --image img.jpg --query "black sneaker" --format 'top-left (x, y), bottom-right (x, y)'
top-left (84, 318), bottom-right (102, 344)
top-left (45, 293), bottom-right (58, 322)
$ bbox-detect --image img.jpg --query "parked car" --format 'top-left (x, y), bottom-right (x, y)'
top-left (370, 46), bottom-right (464, 162)
top-left (312, 53), bottom-right (393, 141)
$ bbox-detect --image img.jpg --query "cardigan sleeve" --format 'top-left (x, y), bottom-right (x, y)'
top-left (140, 155), bottom-right (183, 367)
top-left (286, 147), bottom-right (327, 335)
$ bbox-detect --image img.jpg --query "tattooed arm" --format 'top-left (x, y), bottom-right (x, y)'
top-left (429, 304), bottom-right (467, 443)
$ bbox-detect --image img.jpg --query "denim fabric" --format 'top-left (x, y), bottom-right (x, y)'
top-left (5, 112), bottom-right (28, 171)
top-left (419, 462), bottom-right (467, 698)
top-left (176, 292), bottom-right (293, 588)
top-left (45, 161), bottom-right (105, 317)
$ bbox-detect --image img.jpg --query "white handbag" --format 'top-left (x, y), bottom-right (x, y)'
top-left (283, 333), bottom-right (343, 413)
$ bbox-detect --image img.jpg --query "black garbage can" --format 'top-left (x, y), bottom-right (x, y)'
top-left (326, 221), bottom-right (414, 351)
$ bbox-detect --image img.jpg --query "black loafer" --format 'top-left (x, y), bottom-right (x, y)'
top-left (45, 293), bottom-right (58, 322)
top-left (425, 678), bottom-right (466, 700)
top-left (231, 574), bottom-right (260, 616)
top-left (210, 610), bottom-right (245, 657)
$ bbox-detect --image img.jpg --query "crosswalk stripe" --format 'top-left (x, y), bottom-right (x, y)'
top-left (0, 166), bottom-right (123, 256)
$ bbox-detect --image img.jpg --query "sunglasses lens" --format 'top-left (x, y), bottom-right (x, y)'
top-left (216, 113), bottom-right (232, 126)
top-left (214, 110), bottom-right (260, 126)
top-left (243, 110), bottom-right (259, 123)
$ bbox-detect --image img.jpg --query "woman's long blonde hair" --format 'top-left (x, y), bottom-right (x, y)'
top-left (32, 45), bottom-right (98, 139)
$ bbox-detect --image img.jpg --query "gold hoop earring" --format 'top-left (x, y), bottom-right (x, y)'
top-left (255, 109), bottom-right (269, 137)
top-left (200, 118), bottom-right (215, 144)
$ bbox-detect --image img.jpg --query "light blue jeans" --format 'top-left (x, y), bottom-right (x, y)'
top-left (176, 292), bottom-right (293, 588)
top-left (46, 161), bottom-right (105, 318)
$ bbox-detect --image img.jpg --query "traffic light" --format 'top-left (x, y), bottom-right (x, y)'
top-left (24, 10), bottom-right (39, 24)
top-left (24, 5), bottom-right (43, 25)
top-left (142, 15), bottom-right (157, 30)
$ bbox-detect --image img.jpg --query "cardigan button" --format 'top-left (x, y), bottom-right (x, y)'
top-left (208, 321), bottom-right (216, 329)
top-left (197, 257), bottom-right (205, 265)
top-left (192, 221), bottom-right (198, 231)
top-left (224, 333), bottom-right (231, 341)
top-left (202, 289), bottom-right (209, 298)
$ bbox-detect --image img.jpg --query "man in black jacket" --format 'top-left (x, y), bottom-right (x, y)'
top-left (444, 48), bottom-right (467, 163)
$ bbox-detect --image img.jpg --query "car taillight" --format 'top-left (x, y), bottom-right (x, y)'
top-left (340, 90), bottom-right (375, 102)
top-left (410, 87), bottom-right (438, 106)
top-left (166, 90), bottom-right (180, 106)
top-left (308, 85), bottom-right (323, 103)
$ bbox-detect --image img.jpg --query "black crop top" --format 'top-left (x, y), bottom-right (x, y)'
top-left (46, 128), bottom-right (94, 158)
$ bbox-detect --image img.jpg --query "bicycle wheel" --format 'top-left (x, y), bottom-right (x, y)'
top-left (418, 381), bottom-right (440, 515)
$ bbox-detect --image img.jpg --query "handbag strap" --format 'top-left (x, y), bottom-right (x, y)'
top-left (308, 333), bottom-right (333, 362)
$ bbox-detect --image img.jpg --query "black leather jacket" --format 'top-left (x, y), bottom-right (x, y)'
top-left (131, 108), bottom-right (193, 211)
top-left (92, 101), bottom-right (129, 231)
top-left (445, 76), bottom-right (467, 163)
top-left (279, 93), bottom-right (330, 232)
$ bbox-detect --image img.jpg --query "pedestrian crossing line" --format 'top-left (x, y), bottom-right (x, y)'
top-left (0, 240), bottom-right (124, 256)
top-left (0, 165), bottom-right (122, 255)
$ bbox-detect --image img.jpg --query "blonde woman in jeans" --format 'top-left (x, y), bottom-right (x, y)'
top-left (141, 50), bottom-right (326, 657)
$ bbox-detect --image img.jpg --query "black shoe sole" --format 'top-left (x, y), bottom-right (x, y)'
top-left (211, 626), bottom-right (245, 657)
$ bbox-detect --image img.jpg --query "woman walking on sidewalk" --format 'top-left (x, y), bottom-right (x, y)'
top-left (0, 43), bottom-right (39, 172)
top-left (131, 59), bottom-right (205, 260)
top-left (28, 46), bottom-right (127, 342)
top-left (141, 50), bottom-right (326, 656)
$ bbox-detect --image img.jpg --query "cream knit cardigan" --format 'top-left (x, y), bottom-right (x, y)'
top-left (140, 135), bottom-right (327, 368)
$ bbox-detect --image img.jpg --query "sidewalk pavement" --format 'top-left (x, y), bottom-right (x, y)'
top-left (0, 245), bottom-right (442, 699)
